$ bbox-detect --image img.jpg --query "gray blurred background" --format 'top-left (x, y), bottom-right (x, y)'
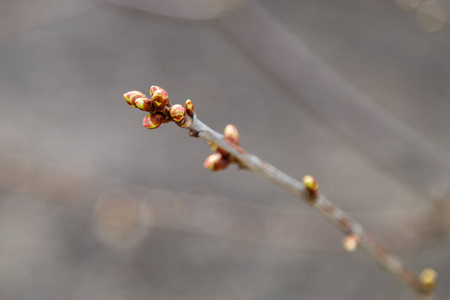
top-left (1, 0), bottom-right (450, 299)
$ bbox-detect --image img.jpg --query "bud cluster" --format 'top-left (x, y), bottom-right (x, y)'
top-left (123, 85), bottom-right (193, 130)
top-left (203, 124), bottom-right (240, 172)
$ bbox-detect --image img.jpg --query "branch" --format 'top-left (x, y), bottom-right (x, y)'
top-left (123, 86), bottom-right (442, 299)
top-left (219, 1), bottom-right (450, 196)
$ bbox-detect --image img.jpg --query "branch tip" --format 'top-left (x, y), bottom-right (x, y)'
top-left (123, 90), bottom-right (146, 108)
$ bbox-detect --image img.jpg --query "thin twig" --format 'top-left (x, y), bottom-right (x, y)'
top-left (123, 87), bottom-right (442, 299)
top-left (219, 0), bottom-right (450, 197)
top-left (181, 113), bottom-right (440, 299)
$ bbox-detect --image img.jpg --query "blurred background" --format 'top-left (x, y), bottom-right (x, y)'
top-left (1, 0), bottom-right (450, 299)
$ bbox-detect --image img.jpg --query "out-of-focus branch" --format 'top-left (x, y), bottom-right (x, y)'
top-left (123, 86), bottom-right (443, 299)
top-left (219, 1), bottom-right (450, 197)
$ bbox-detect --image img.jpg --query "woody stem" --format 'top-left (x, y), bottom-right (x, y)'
top-left (174, 113), bottom-right (441, 299)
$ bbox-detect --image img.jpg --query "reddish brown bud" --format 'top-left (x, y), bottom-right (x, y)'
top-left (149, 85), bottom-right (161, 96)
top-left (135, 97), bottom-right (153, 111)
top-left (203, 153), bottom-right (230, 171)
top-left (185, 99), bottom-right (194, 116)
top-left (124, 90), bottom-right (146, 108)
top-left (142, 113), bottom-right (163, 129)
top-left (224, 124), bottom-right (240, 145)
top-left (169, 104), bottom-right (186, 122)
top-left (161, 117), bottom-right (171, 124)
top-left (152, 89), bottom-right (169, 109)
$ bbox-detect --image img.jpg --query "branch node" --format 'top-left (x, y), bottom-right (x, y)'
top-left (189, 130), bottom-right (200, 137)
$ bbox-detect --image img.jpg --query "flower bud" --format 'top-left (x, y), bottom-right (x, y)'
top-left (142, 113), bottom-right (163, 129)
top-left (152, 89), bottom-right (169, 109)
top-left (224, 124), bottom-right (240, 145)
top-left (303, 175), bottom-right (318, 192)
top-left (203, 153), bottom-right (230, 171)
top-left (302, 175), bottom-right (319, 200)
top-left (342, 234), bottom-right (359, 252)
top-left (149, 85), bottom-right (161, 96)
top-left (135, 97), bottom-right (153, 111)
top-left (123, 90), bottom-right (146, 108)
top-left (169, 104), bottom-right (186, 122)
top-left (420, 268), bottom-right (437, 293)
top-left (185, 99), bottom-right (194, 116)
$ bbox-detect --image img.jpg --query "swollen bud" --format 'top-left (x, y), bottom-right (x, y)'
top-left (169, 104), bottom-right (186, 122)
top-left (149, 85), bottom-right (161, 96)
top-left (135, 97), bottom-right (153, 111)
top-left (302, 175), bottom-right (319, 201)
top-left (203, 153), bottom-right (230, 171)
top-left (142, 113), bottom-right (163, 129)
top-left (342, 234), bottom-right (359, 252)
top-left (420, 268), bottom-right (438, 293)
top-left (224, 124), bottom-right (240, 145)
top-left (152, 88), bottom-right (169, 109)
top-left (185, 99), bottom-right (194, 116)
top-left (124, 91), bottom-right (146, 108)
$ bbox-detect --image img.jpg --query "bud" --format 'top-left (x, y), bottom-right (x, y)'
top-left (342, 234), bottom-right (359, 252)
top-left (152, 88), bottom-right (169, 109)
top-left (185, 99), bottom-right (194, 116)
top-left (123, 90), bottom-right (146, 108)
top-left (169, 104), bottom-right (186, 122)
top-left (135, 97), bottom-right (153, 111)
top-left (420, 268), bottom-right (438, 293)
top-left (302, 175), bottom-right (319, 200)
top-left (224, 124), bottom-right (240, 145)
top-left (203, 153), bottom-right (230, 171)
top-left (303, 175), bottom-right (318, 192)
top-left (149, 85), bottom-right (161, 96)
top-left (142, 113), bottom-right (163, 129)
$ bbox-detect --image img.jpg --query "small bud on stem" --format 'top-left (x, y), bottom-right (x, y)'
top-left (142, 113), bottom-right (163, 129)
top-left (203, 153), bottom-right (230, 171)
top-left (185, 99), bottom-right (194, 116)
top-left (169, 104), bottom-right (186, 122)
top-left (135, 97), bottom-right (153, 111)
top-left (224, 124), bottom-right (240, 145)
top-left (419, 268), bottom-right (438, 293)
top-left (149, 85), bottom-right (161, 96)
top-left (343, 234), bottom-right (360, 252)
top-left (302, 175), bottom-right (319, 201)
top-left (152, 89), bottom-right (170, 109)
top-left (124, 91), bottom-right (146, 108)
